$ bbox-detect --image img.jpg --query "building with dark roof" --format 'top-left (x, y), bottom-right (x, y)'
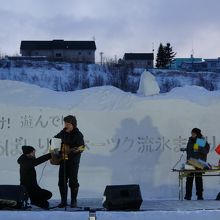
top-left (20, 40), bottom-right (96, 63)
top-left (123, 53), bottom-right (154, 68)
top-left (171, 56), bottom-right (220, 72)
top-left (204, 58), bottom-right (220, 73)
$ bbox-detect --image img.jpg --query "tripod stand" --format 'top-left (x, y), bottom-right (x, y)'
top-left (172, 150), bottom-right (186, 171)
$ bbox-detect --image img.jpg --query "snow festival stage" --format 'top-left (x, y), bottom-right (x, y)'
top-left (1, 199), bottom-right (220, 220)
top-left (1, 80), bottom-right (220, 220)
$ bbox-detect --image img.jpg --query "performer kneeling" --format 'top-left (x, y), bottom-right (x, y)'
top-left (17, 145), bottom-right (52, 209)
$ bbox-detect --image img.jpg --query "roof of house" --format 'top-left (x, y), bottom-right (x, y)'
top-left (173, 58), bottom-right (202, 62)
top-left (124, 53), bottom-right (154, 60)
top-left (204, 58), bottom-right (220, 62)
top-left (20, 40), bottom-right (96, 50)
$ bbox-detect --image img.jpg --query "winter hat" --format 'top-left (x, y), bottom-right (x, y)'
top-left (22, 145), bottom-right (35, 154)
top-left (64, 115), bottom-right (77, 127)
top-left (191, 128), bottom-right (201, 136)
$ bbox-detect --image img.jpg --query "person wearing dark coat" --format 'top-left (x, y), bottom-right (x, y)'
top-left (54, 115), bottom-right (85, 208)
top-left (184, 128), bottom-right (210, 200)
top-left (17, 145), bottom-right (52, 209)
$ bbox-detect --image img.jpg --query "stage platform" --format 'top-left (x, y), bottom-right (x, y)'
top-left (0, 199), bottom-right (220, 220)
top-left (53, 198), bottom-right (220, 211)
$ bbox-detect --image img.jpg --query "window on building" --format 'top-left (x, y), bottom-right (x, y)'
top-left (211, 63), bottom-right (216, 67)
top-left (55, 53), bottom-right (62, 57)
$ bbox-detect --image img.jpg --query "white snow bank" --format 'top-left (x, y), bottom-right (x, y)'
top-left (1, 80), bottom-right (220, 110)
top-left (0, 80), bottom-right (138, 110)
top-left (137, 70), bottom-right (160, 96)
top-left (161, 85), bottom-right (220, 106)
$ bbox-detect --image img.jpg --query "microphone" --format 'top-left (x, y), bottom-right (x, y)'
top-left (180, 148), bottom-right (187, 152)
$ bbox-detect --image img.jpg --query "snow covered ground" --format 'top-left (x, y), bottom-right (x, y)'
top-left (1, 59), bottom-right (220, 93)
top-left (1, 200), bottom-right (220, 220)
top-left (0, 79), bottom-right (220, 219)
top-left (1, 210), bottom-right (220, 220)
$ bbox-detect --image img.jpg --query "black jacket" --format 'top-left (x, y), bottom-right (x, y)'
top-left (17, 153), bottom-right (51, 191)
top-left (54, 128), bottom-right (84, 157)
top-left (186, 137), bottom-right (210, 162)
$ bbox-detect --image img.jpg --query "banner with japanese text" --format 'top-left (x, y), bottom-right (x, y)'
top-left (0, 102), bottom-right (220, 199)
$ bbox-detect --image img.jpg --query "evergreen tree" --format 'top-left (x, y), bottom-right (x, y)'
top-left (156, 43), bottom-right (176, 68)
top-left (156, 43), bottom-right (167, 68)
top-left (164, 43), bottom-right (176, 68)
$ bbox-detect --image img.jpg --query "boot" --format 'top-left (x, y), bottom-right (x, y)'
top-left (58, 186), bottom-right (67, 208)
top-left (70, 187), bottom-right (78, 208)
top-left (31, 200), bottom-right (49, 210)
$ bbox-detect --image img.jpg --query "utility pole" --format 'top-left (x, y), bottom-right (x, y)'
top-left (152, 42), bottom-right (155, 67)
top-left (152, 42), bottom-right (155, 53)
top-left (191, 49), bottom-right (194, 71)
top-left (114, 55), bottom-right (117, 64)
top-left (100, 52), bottom-right (104, 65)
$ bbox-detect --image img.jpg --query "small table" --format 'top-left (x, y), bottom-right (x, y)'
top-left (172, 168), bottom-right (220, 200)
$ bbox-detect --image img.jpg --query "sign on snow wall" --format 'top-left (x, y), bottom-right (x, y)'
top-left (0, 100), bottom-right (220, 200)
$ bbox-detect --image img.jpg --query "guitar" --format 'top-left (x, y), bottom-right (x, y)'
top-left (50, 144), bottom-right (85, 165)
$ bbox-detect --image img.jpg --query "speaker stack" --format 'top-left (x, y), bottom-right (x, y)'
top-left (103, 184), bottom-right (143, 211)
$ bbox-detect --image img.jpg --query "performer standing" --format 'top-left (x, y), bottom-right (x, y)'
top-left (17, 145), bottom-right (52, 209)
top-left (54, 115), bottom-right (85, 208)
top-left (184, 128), bottom-right (210, 200)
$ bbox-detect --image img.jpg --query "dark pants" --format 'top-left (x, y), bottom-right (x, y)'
top-left (58, 153), bottom-right (81, 204)
top-left (185, 172), bottom-right (203, 199)
top-left (29, 187), bottom-right (52, 209)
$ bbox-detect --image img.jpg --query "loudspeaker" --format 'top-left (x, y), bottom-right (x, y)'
top-left (0, 185), bottom-right (28, 209)
top-left (103, 184), bottom-right (143, 210)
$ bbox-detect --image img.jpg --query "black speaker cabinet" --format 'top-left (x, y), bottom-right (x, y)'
top-left (0, 185), bottom-right (28, 209)
top-left (103, 184), bottom-right (142, 210)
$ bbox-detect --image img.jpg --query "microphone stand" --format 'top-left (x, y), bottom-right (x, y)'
top-left (63, 144), bottom-right (67, 211)
top-left (62, 129), bottom-right (68, 211)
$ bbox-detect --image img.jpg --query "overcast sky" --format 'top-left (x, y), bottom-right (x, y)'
top-left (0, 0), bottom-right (220, 61)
